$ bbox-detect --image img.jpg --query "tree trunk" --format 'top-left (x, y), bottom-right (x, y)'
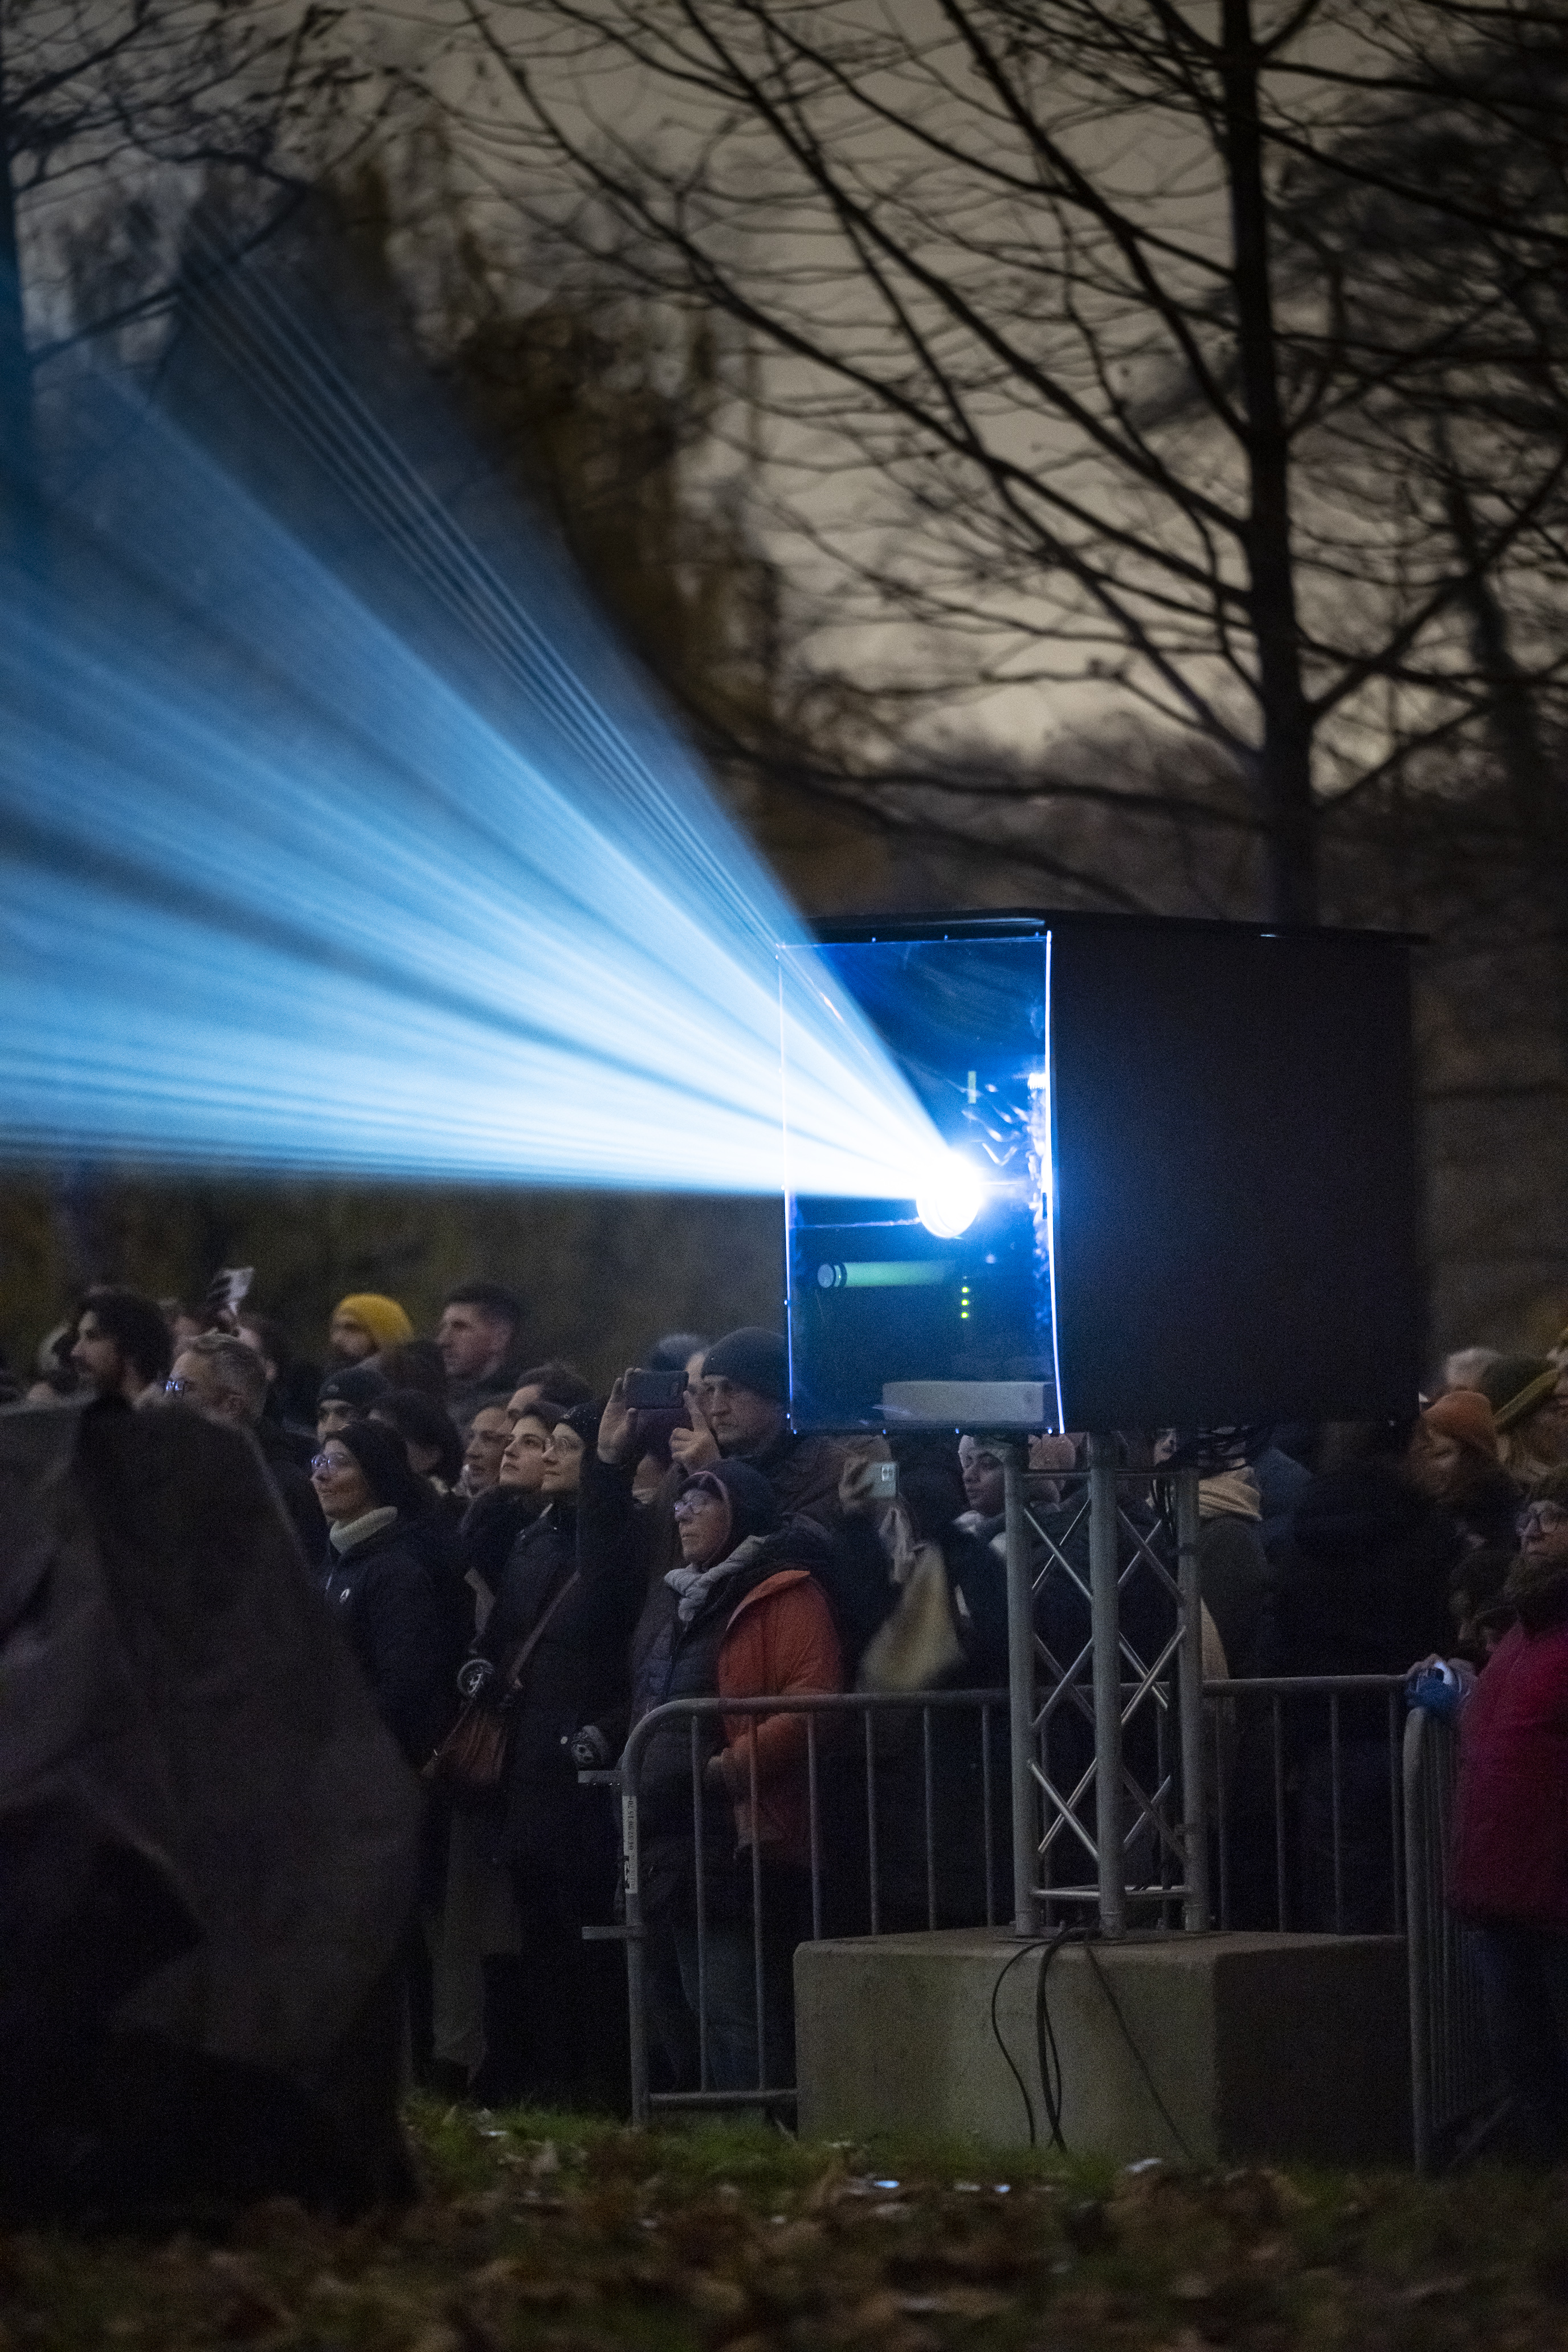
top-left (0, 22), bottom-right (42, 577)
top-left (1220, 0), bottom-right (1318, 925)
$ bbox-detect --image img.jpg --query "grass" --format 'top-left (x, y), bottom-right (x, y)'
top-left (5, 2100), bottom-right (1568, 2349)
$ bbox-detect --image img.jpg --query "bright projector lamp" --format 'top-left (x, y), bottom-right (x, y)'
top-left (780, 912), bottom-right (1422, 1434)
top-left (916, 1152), bottom-right (985, 1239)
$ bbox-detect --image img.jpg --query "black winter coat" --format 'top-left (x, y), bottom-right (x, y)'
top-left (474, 1497), bottom-right (642, 1883)
top-left (459, 1485), bottom-right (545, 1603)
top-left (1275, 1460), bottom-right (1459, 1683)
top-left (320, 1521), bottom-right (444, 1767)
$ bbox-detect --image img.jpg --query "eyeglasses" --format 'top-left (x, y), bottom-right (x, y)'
top-left (311, 1452), bottom-right (353, 1475)
top-left (673, 1487), bottom-right (722, 1517)
top-left (1517, 1500), bottom-right (1568, 1536)
top-left (164, 1376), bottom-right (192, 1396)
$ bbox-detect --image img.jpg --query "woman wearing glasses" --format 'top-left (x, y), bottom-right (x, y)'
top-left (312, 1421), bottom-right (444, 1768)
top-left (1448, 1470), bottom-right (1568, 2159)
top-left (625, 1447), bottom-right (843, 2099)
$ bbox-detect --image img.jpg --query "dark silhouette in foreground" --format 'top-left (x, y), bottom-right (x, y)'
top-left (0, 1402), bottom-right (422, 2220)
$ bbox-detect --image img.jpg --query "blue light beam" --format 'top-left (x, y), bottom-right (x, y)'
top-left (0, 340), bottom-right (942, 1198)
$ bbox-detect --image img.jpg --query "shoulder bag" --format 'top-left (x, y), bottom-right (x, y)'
top-left (424, 1570), bottom-right (581, 1796)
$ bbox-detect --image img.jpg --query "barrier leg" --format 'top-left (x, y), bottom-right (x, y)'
top-left (1088, 1434), bottom-right (1125, 1937)
top-left (1003, 1447), bottom-right (1040, 1936)
top-left (1175, 1467), bottom-right (1210, 1931)
top-left (622, 1787), bottom-right (650, 2126)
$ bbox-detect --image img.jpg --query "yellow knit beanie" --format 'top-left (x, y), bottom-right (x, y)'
top-left (332, 1292), bottom-right (414, 1349)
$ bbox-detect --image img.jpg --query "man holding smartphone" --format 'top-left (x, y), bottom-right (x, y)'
top-left (672, 1327), bottom-right (846, 1524)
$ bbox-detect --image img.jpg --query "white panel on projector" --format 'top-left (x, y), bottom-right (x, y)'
top-left (881, 1380), bottom-right (1046, 1426)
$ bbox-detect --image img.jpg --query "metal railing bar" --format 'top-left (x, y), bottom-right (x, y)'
top-left (1204, 1675), bottom-right (1406, 1695)
top-left (981, 1701), bottom-right (996, 1928)
top-left (1388, 1689), bottom-right (1406, 1935)
top-left (864, 1707), bottom-right (880, 1937)
top-left (807, 1714), bottom-right (823, 1943)
top-left (1215, 1694), bottom-right (1231, 1928)
top-left (650, 2088), bottom-right (798, 2110)
top-left (691, 1714), bottom-right (709, 2093)
top-left (922, 1706), bottom-right (937, 1932)
top-left (749, 1730), bottom-right (765, 2094)
top-left (1330, 1691), bottom-right (1344, 1936)
top-left (1272, 1694), bottom-right (1288, 1932)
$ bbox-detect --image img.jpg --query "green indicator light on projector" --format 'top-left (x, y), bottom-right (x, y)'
top-left (816, 1261), bottom-right (952, 1289)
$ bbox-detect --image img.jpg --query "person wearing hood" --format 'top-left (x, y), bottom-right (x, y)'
top-left (1448, 1467), bottom-right (1568, 2158)
top-left (624, 1438), bottom-right (844, 2097)
top-left (313, 1419), bottom-right (443, 1768)
top-left (463, 1397), bottom-right (638, 2110)
top-left (671, 1326), bottom-right (846, 1525)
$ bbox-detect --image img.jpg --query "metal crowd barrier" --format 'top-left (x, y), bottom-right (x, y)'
top-left (1403, 1704), bottom-right (1500, 2170)
top-left (1208, 1675), bottom-right (1406, 1934)
top-left (598, 1673), bottom-right (1477, 2130)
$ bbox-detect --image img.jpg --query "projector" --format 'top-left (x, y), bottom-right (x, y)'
top-left (781, 912), bottom-right (1420, 1434)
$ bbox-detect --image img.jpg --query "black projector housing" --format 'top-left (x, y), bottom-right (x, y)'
top-left (781, 911), bottom-right (1421, 1434)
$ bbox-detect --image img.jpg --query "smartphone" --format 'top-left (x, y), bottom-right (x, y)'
top-left (624, 1367), bottom-right (687, 1408)
top-left (202, 1265), bottom-right (255, 1332)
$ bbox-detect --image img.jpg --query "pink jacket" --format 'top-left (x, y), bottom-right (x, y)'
top-left (1449, 1618), bottom-right (1568, 1930)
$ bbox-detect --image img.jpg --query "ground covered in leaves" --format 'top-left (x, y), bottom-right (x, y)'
top-left (7, 2100), bottom-right (1568, 2350)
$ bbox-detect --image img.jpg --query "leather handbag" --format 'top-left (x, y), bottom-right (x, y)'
top-left (425, 1570), bottom-right (580, 1795)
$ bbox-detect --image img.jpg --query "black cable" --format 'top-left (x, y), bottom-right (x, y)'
top-left (1035, 1927), bottom-right (1080, 2151)
top-left (989, 1925), bottom-right (1083, 2153)
top-left (989, 1938), bottom-right (1046, 2147)
top-left (1003, 1925), bottom-right (1194, 2161)
top-left (1082, 1939), bottom-right (1194, 2162)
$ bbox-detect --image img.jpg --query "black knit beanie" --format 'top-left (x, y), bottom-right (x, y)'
top-left (554, 1396), bottom-right (605, 1450)
top-left (317, 1363), bottom-right (391, 1412)
top-left (332, 1417), bottom-right (430, 1517)
top-left (701, 1327), bottom-right (789, 1406)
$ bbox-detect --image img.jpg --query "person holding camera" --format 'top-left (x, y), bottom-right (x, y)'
top-left (671, 1327), bottom-right (847, 1524)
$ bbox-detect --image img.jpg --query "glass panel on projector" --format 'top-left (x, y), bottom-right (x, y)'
top-left (781, 932), bottom-right (1060, 1431)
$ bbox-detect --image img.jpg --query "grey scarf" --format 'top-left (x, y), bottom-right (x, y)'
top-left (664, 1533), bottom-right (769, 1626)
top-left (329, 1505), bottom-right (398, 1555)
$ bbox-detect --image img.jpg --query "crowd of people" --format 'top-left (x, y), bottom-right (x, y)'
top-left (7, 1279), bottom-right (1568, 2141)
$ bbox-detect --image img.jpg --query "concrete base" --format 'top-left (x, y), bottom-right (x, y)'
top-left (795, 1928), bottom-right (1410, 2164)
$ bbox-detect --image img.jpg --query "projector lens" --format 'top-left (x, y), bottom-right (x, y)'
top-left (916, 1153), bottom-right (985, 1239)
